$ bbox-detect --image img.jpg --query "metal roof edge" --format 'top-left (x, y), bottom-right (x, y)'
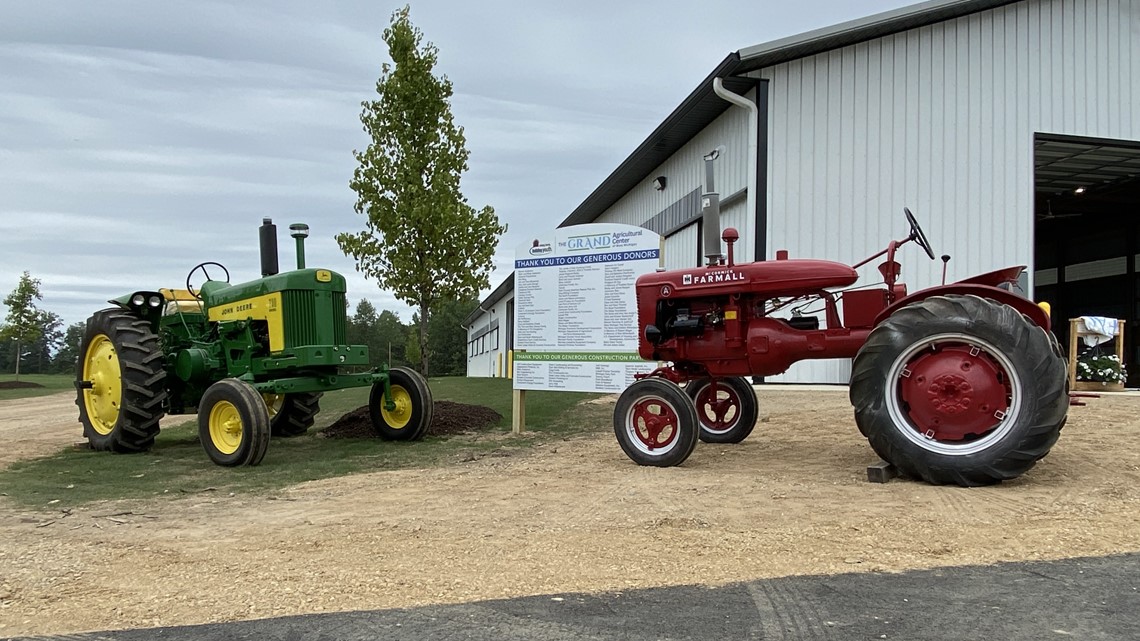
top-left (463, 271), bottom-right (515, 328)
top-left (737, 0), bottom-right (1024, 71)
top-left (554, 52), bottom-right (745, 229)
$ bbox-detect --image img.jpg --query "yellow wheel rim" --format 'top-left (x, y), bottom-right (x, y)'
top-left (81, 335), bottom-right (121, 436)
top-left (380, 385), bottom-right (414, 430)
top-left (262, 393), bottom-right (285, 418)
top-left (208, 400), bottom-right (243, 455)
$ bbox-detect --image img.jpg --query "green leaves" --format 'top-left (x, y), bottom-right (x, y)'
top-left (339, 6), bottom-right (506, 375)
top-left (1, 271), bottom-right (45, 345)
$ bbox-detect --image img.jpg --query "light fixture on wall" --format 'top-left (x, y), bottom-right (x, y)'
top-left (652, 176), bottom-right (667, 191)
top-left (1073, 186), bottom-right (1086, 194)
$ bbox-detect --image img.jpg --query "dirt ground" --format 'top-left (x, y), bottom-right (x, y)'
top-left (1, 387), bottom-right (1138, 637)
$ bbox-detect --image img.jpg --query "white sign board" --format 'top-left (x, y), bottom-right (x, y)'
top-left (513, 223), bottom-right (661, 393)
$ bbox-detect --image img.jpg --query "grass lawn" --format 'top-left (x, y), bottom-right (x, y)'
top-left (0, 377), bottom-right (608, 508)
top-left (0, 373), bottom-right (75, 401)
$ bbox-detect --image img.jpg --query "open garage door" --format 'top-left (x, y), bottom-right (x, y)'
top-left (1034, 134), bottom-right (1140, 387)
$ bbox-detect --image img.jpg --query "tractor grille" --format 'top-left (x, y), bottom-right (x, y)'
top-left (331, 291), bottom-right (347, 344)
top-left (282, 290), bottom-right (347, 347)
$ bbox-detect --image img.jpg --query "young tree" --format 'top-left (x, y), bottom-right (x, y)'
top-left (0, 272), bottom-right (46, 381)
top-left (338, 6), bottom-right (506, 377)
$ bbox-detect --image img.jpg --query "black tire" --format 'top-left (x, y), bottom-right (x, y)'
top-left (75, 309), bottom-right (167, 452)
top-left (198, 378), bottom-right (271, 466)
top-left (613, 378), bottom-right (700, 467)
top-left (370, 367), bottom-right (433, 440)
top-left (686, 376), bottom-right (759, 443)
top-left (267, 392), bottom-right (322, 437)
top-left (850, 295), bottom-right (1069, 486)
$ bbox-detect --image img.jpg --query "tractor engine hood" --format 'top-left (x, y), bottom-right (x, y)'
top-left (637, 259), bottom-right (858, 299)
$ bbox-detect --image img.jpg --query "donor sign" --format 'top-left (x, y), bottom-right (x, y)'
top-left (513, 223), bottom-right (661, 393)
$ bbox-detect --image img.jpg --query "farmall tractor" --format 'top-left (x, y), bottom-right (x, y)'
top-left (614, 207), bottom-right (1069, 486)
top-left (75, 219), bottom-right (432, 466)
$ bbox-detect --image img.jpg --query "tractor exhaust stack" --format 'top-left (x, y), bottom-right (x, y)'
top-left (702, 147), bottom-right (725, 266)
top-left (260, 218), bottom-right (279, 277)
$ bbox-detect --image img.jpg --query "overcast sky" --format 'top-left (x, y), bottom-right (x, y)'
top-left (0, 0), bottom-right (916, 328)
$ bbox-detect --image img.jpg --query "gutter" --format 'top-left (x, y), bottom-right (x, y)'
top-left (712, 77), bottom-right (758, 250)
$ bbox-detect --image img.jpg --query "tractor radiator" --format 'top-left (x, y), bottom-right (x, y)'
top-left (281, 290), bottom-right (348, 347)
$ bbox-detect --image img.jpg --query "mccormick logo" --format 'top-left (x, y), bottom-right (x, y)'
top-left (529, 240), bottom-right (553, 256)
top-left (681, 270), bottom-right (746, 286)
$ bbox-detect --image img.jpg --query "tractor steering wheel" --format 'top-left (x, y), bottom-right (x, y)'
top-left (186, 262), bottom-right (231, 299)
top-left (904, 207), bottom-right (936, 260)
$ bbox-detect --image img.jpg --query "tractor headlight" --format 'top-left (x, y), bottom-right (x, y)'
top-left (131, 293), bottom-right (146, 306)
top-left (148, 295), bottom-right (163, 307)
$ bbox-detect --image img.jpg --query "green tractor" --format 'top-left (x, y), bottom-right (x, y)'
top-left (75, 219), bottom-right (431, 466)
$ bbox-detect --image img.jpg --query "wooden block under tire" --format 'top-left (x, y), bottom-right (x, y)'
top-left (866, 459), bottom-right (897, 483)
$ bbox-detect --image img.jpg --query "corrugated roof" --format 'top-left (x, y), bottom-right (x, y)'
top-left (557, 55), bottom-right (752, 228)
top-left (736, 0), bottom-right (1022, 71)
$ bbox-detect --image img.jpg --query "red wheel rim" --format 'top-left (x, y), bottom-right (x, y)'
top-left (693, 382), bottom-right (741, 434)
top-left (898, 342), bottom-right (1011, 442)
top-left (629, 396), bottom-right (680, 451)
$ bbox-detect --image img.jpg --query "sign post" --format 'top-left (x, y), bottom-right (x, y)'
top-left (512, 223), bottom-right (662, 430)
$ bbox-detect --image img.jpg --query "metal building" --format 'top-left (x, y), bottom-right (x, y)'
top-left (467, 0), bottom-right (1140, 385)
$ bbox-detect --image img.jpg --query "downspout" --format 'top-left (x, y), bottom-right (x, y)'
top-left (712, 77), bottom-right (758, 257)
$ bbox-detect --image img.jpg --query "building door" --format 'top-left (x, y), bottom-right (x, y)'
top-left (1033, 134), bottom-right (1140, 386)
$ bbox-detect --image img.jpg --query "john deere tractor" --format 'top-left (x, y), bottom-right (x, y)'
top-left (75, 219), bottom-right (432, 466)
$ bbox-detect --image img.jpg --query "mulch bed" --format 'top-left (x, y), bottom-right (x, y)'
top-left (0, 381), bottom-right (45, 390)
top-left (321, 400), bottom-right (503, 439)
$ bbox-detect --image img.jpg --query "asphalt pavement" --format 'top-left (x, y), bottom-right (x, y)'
top-left (12, 553), bottom-right (1139, 641)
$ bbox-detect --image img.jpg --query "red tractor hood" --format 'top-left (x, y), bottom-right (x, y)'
top-left (637, 259), bottom-right (858, 299)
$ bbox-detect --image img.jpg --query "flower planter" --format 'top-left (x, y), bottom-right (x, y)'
top-left (1073, 380), bottom-right (1125, 392)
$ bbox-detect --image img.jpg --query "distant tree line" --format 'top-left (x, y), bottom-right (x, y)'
top-left (347, 296), bottom-right (476, 376)
top-left (1, 272), bottom-right (477, 379)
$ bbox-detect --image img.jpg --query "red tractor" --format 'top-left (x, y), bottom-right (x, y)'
top-left (614, 208), bottom-right (1068, 486)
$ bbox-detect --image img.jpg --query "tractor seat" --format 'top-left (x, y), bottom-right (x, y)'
top-left (159, 288), bottom-right (204, 315)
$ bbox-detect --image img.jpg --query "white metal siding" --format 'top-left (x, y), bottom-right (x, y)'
top-left (664, 222), bottom-right (699, 270)
top-left (718, 199), bottom-right (750, 261)
top-left (466, 294), bottom-right (511, 378)
top-left (755, 0), bottom-right (1140, 383)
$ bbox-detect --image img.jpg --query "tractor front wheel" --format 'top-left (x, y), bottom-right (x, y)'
top-left (614, 378), bottom-right (700, 467)
top-left (687, 376), bottom-right (759, 443)
top-left (850, 295), bottom-right (1068, 486)
top-left (76, 309), bottom-right (167, 452)
top-left (199, 378), bottom-right (271, 466)
top-left (370, 367), bottom-right (433, 440)
top-left (266, 392), bottom-right (323, 437)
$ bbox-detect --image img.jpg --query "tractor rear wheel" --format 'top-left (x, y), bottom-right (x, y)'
top-left (370, 367), bottom-right (433, 440)
top-left (614, 378), bottom-right (700, 467)
top-left (199, 378), bottom-right (271, 466)
top-left (265, 392), bottom-right (322, 437)
top-left (76, 309), bottom-right (167, 452)
top-left (686, 376), bottom-right (758, 443)
top-left (850, 295), bottom-right (1068, 486)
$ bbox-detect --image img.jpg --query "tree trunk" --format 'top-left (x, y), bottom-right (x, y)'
top-left (13, 338), bottom-right (20, 382)
top-left (418, 299), bottom-right (430, 377)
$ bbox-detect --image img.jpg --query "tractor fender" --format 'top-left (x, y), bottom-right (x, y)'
top-left (873, 284), bottom-right (1051, 331)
